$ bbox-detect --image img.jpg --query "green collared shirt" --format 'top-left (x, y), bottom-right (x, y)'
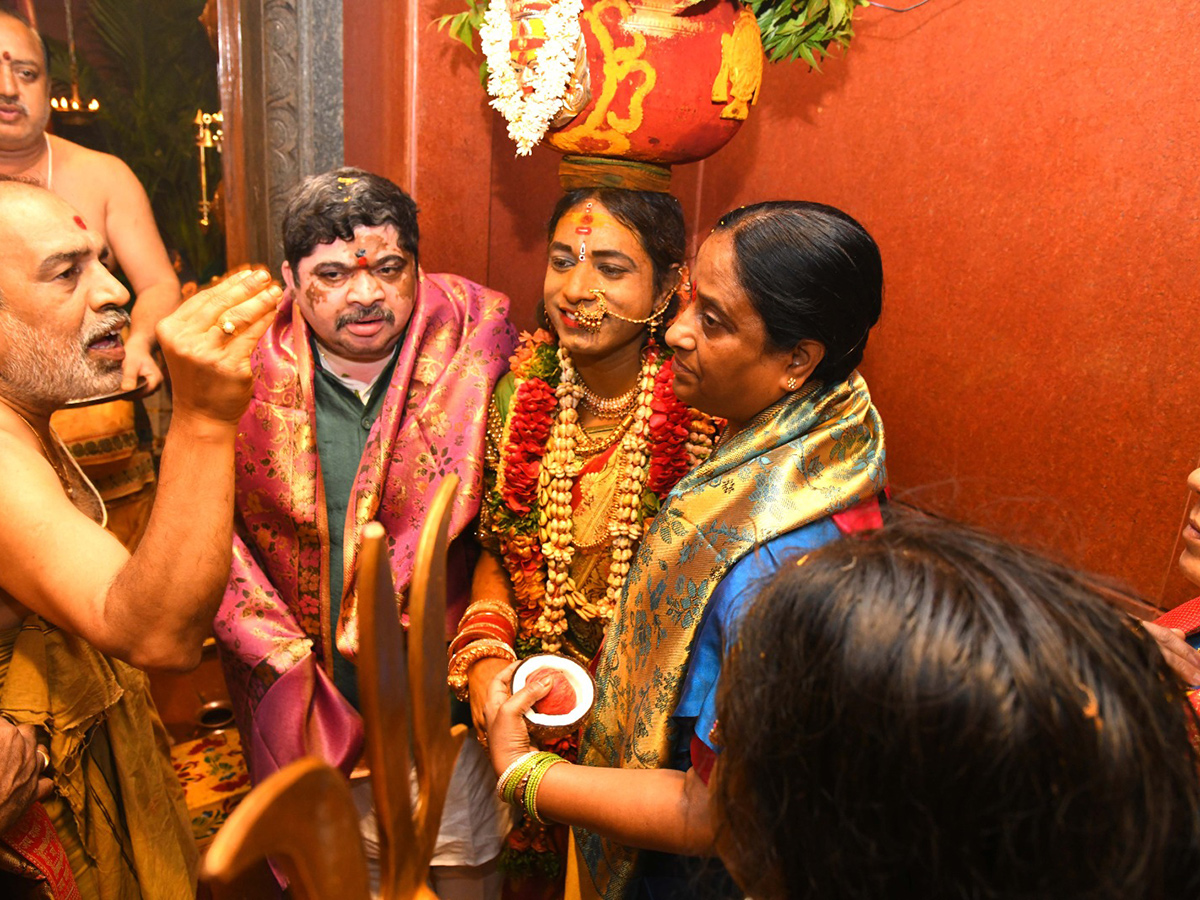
top-left (311, 336), bottom-right (401, 710)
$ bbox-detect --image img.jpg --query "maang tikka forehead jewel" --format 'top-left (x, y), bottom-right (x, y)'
top-left (576, 201), bottom-right (594, 262)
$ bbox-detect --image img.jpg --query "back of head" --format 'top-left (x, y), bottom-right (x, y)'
top-left (714, 513), bottom-right (1200, 900)
top-left (713, 201), bottom-right (882, 386)
top-left (282, 167), bottom-right (419, 273)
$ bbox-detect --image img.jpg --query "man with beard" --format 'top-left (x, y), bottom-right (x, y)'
top-left (214, 168), bottom-right (516, 899)
top-left (0, 178), bottom-right (281, 898)
top-left (0, 9), bottom-right (182, 548)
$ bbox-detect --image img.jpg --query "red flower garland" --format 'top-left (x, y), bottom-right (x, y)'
top-left (488, 333), bottom-right (713, 649)
top-left (646, 358), bottom-right (696, 498)
top-left (499, 377), bottom-right (556, 515)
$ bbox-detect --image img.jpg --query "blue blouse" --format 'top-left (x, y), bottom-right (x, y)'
top-left (672, 517), bottom-right (844, 764)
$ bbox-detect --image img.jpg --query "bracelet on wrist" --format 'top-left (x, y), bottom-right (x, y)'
top-left (461, 598), bottom-right (518, 630)
top-left (495, 750), bottom-right (540, 802)
top-left (450, 620), bottom-right (515, 656)
top-left (496, 750), bottom-right (564, 809)
top-left (522, 753), bottom-right (567, 824)
top-left (447, 638), bottom-right (517, 700)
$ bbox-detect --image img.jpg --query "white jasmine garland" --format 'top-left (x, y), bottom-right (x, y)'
top-left (481, 0), bottom-right (584, 156)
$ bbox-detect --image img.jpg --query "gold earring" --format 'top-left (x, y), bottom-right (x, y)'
top-left (786, 376), bottom-right (798, 391)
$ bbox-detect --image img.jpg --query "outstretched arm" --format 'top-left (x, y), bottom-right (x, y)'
top-left (483, 661), bottom-right (717, 856)
top-left (102, 158), bottom-right (183, 393)
top-left (0, 270), bottom-right (282, 671)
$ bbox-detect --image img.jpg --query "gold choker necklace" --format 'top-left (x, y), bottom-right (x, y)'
top-left (577, 381), bottom-right (638, 418)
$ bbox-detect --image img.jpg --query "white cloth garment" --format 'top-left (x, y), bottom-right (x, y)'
top-left (351, 734), bottom-right (513, 898)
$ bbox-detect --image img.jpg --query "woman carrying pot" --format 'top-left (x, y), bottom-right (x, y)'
top-left (483, 200), bottom-right (889, 899)
top-left (449, 187), bottom-right (716, 889)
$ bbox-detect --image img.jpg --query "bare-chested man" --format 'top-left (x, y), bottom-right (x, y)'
top-left (0, 10), bottom-right (180, 391)
top-left (0, 9), bottom-right (184, 548)
top-left (0, 178), bottom-right (281, 898)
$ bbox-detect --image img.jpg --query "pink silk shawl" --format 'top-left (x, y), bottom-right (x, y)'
top-left (214, 272), bottom-right (515, 785)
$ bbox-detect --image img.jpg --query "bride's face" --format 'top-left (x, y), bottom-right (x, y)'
top-left (542, 199), bottom-right (663, 364)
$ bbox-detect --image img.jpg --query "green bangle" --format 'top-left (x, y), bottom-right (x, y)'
top-left (523, 754), bottom-right (566, 824)
top-left (500, 751), bottom-right (558, 804)
top-left (495, 751), bottom-right (538, 802)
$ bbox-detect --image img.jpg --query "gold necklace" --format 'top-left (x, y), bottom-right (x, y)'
top-left (533, 348), bottom-right (657, 651)
top-left (577, 380), bottom-right (638, 418)
top-left (4, 403), bottom-right (76, 498)
top-left (572, 412), bottom-right (634, 457)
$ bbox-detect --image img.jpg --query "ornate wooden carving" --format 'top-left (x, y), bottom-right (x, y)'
top-left (214, 0), bottom-right (343, 273)
top-left (202, 477), bottom-right (466, 900)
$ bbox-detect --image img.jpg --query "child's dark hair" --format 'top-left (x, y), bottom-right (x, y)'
top-left (715, 512), bottom-right (1200, 900)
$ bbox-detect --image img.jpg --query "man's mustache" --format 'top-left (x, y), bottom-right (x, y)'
top-left (81, 310), bottom-right (131, 344)
top-left (337, 306), bottom-right (395, 328)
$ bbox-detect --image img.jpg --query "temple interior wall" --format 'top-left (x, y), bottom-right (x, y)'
top-left (353, 0), bottom-right (1200, 609)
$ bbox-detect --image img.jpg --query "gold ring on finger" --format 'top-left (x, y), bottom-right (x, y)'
top-left (220, 318), bottom-right (237, 336)
top-left (35, 746), bottom-right (50, 774)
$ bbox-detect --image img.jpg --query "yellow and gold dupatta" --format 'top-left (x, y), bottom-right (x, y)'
top-left (573, 373), bottom-right (887, 898)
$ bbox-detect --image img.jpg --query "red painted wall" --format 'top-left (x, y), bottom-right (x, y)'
top-left (683, 0), bottom-right (1200, 609)
top-left (349, 1), bottom-right (1200, 608)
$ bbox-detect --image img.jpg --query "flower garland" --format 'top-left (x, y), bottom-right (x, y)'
top-left (489, 332), bottom-right (714, 654)
top-left (480, 0), bottom-right (583, 156)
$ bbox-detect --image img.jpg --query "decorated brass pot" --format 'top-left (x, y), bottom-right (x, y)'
top-left (492, 0), bottom-right (763, 173)
top-left (546, 0), bottom-right (762, 165)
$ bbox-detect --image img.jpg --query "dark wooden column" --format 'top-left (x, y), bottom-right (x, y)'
top-left (215, 0), bottom-right (344, 274)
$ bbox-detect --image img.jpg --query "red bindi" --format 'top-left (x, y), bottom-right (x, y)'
top-left (73, 215), bottom-right (86, 230)
top-left (355, 256), bottom-right (370, 269)
top-left (1, 52), bottom-right (9, 62)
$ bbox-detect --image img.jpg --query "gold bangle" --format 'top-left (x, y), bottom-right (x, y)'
top-left (450, 619), bottom-right (515, 655)
top-left (462, 598), bottom-right (518, 630)
top-left (447, 638), bottom-right (516, 701)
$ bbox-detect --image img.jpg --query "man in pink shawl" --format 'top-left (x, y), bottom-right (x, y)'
top-left (214, 168), bottom-right (516, 898)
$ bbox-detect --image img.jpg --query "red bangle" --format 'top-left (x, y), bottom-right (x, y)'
top-left (462, 610), bottom-right (515, 633)
top-left (451, 622), bottom-right (514, 654)
top-left (450, 621), bottom-right (514, 654)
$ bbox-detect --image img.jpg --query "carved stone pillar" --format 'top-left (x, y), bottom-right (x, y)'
top-left (216, 0), bottom-right (343, 274)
